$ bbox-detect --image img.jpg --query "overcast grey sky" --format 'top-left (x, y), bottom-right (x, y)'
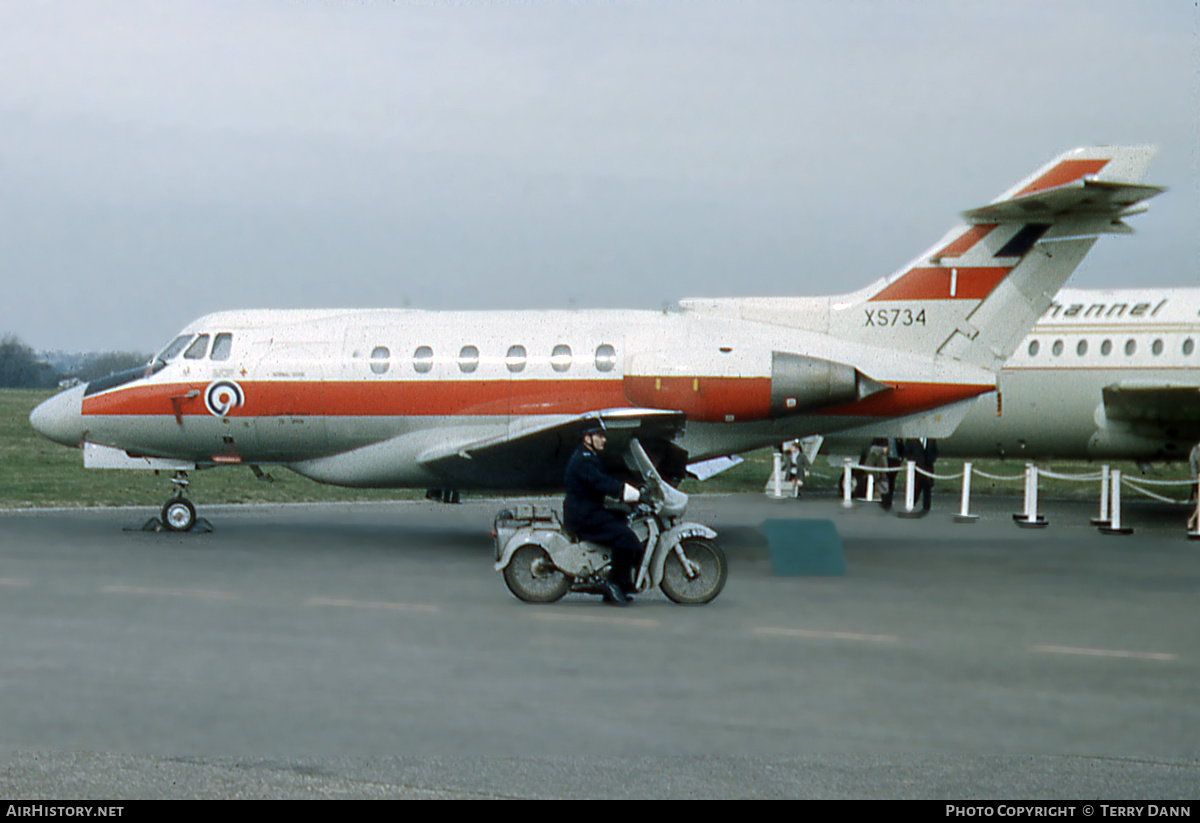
top-left (1, 0), bottom-right (1195, 352)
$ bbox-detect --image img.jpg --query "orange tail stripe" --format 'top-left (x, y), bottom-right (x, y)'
top-left (1015, 158), bottom-right (1108, 197)
top-left (933, 223), bottom-right (998, 259)
top-left (869, 267), bottom-right (1010, 302)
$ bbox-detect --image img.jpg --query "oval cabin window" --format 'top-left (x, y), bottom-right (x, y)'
top-left (551, 344), bottom-right (572, 373)
top-left (595, 344), bottom-right (617, 372)
top-left (413, 346), bottom-right (434, 374)
top-left (506, 345), bottom-right (527, 373)
top-left (458, 345), bottom-right (479, 373)
top-left (370, 346), bottom-right (390, 375)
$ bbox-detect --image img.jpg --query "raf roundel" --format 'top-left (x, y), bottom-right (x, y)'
top-left (204, 380), bottom-right (245, 417)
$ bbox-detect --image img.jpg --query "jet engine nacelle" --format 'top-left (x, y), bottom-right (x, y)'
top-left (622, 350), bottom-right (888, 423)
top-left (769, 351), bottom-right (888, 417)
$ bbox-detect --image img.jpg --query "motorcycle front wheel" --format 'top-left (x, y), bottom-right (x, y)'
top-left (660, 538), bottom-right (728, 605)
top-left (502, 544), bottom-right (570, 603)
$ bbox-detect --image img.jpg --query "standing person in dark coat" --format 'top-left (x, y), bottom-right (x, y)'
top-left (564, 422), bottom-right (643, 605)
top-left (905, 437), bottom-right (939, 511)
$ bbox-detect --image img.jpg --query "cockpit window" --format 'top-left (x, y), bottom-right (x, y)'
top-left (156, 335), bottom-right (194, 362)
top-left (183, 334), bottom-right (210, 360)
top-left (210, 333), bottom-right (233, 361)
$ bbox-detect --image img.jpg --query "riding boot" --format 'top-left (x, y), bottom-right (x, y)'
top-left (600, 580), bottom-right (630, 605)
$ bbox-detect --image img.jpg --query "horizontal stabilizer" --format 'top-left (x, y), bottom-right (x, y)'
top-left (963, 180), bottom-right (1165, 225)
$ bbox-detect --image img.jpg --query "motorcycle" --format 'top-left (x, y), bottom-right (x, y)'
top-left (493, 439), bottom-right (728, 605)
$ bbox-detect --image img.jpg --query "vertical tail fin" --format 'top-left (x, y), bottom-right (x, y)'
top-left (830, 146), bottom-right (1163, 369)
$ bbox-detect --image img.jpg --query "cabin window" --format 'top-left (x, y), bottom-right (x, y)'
top-left (1125, 339), bottom-right (1137, 356)
top-left (1101, 339), bottom-right (1112, 356)
top-left (458, 345), bottom-right (479, 373)
top-left (551, 344), bottom-right (573, 373)
top-left (183, 334), bottom-right (210, 360)
top-left (595, 344), bottom-right (617, 372)
top-left (413, 346), bottom-right (434, 374)
top-left (1027, 340), bottom-right (1039, 357)
top-left (506, 345), bottom-right (527, 373)
top-left (370, 346), bottom-right (390, 374)
top-left (1152, 339), bottom-right (1164, 356)
top-left (1184, 338), bottom-right (1195, 356)
top-left (1076, 340), bottom-right (1088, 357)
top-left (210, 333), bottom-right (233, 361)
top-left (1051, 339), bottom-right (1063, 357)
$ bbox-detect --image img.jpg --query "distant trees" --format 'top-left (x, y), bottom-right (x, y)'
top-left (0, 335), bottom-right (57, 388)
top-left (0, 333), bottom-right (150, 389)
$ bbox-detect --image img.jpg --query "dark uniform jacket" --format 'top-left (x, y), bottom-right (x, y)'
top-left (563, 444), bottom-right (627, 536)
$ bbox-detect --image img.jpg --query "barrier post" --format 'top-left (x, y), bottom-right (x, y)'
top-left (841, 459), bottom-right (854, 509)
top-left (898, 460), bottom-right (922, 518)
top-left (1100, 468), bottom-right (1133, 535)
top-left (865, 472), bottom-right (876, 503)
top-left (1188, 479), bottom-right (1200, 541)
top-left (1091, 464), bottom-right (1111, 526)
top-left (954, 462), bottom-right (979, 523)
top-left (769, 452), bottom-right (784, 499)
top-left (1015, 462), bottom-right (1048, 528)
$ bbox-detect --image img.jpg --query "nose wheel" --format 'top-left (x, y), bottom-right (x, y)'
top-left (161, 496), bottom-right (197, 532)
top-left (153, 471), bottom-right (206, 533)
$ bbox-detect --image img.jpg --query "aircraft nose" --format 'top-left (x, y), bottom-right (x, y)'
top-left (29, 385), bottom-right (87, 447)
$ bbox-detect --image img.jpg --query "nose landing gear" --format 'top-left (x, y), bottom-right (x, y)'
top-left (139, 472), bottom-right (212, 533)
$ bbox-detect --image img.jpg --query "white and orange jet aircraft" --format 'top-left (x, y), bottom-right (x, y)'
top-left (30, 146), bottom-right (1163, 530)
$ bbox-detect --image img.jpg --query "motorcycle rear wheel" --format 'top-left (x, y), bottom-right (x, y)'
top-left (660, 538), bottom-right (727, 604)
top-left (503, 544), bottom-right (570, 603)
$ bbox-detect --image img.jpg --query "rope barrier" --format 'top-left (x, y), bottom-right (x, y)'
top-left (764, 450), bottom-right (1199, 537)
top-left (1122, 476), bottom-right (1189, 504)
top-left (1037, 469), bottom-right (1104, 481)
top-left (970, 468), bottom-right (1028, 481)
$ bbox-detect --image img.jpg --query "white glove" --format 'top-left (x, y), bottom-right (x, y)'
top-left (622, 484), bottom-right (641, 504)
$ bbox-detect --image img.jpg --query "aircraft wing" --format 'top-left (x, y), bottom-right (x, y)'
top-left (419, 408), bottom-right (688, 490)
top-left (1101, 381), bottom-right (1200, 436)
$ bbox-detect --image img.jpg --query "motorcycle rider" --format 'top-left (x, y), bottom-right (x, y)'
top-left (563, 421), bottom-right (643, 605)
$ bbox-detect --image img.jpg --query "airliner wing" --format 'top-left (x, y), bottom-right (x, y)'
top-left (1102, 382), bottom-right (1200, 434)
top-left (419, 409), bottom-right (688, 490)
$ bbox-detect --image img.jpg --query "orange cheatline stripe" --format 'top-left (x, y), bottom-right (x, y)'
top-left (933, 223), bottom-right (998, 259)
top-left (81, 377), bottom-right (992, 421)
top-left (83, 378), bottom-right (632, 418)
top-left (1014, 158), bottom-right (1108, 197)
top-left (868, 267), bottom-right (1010, 302)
